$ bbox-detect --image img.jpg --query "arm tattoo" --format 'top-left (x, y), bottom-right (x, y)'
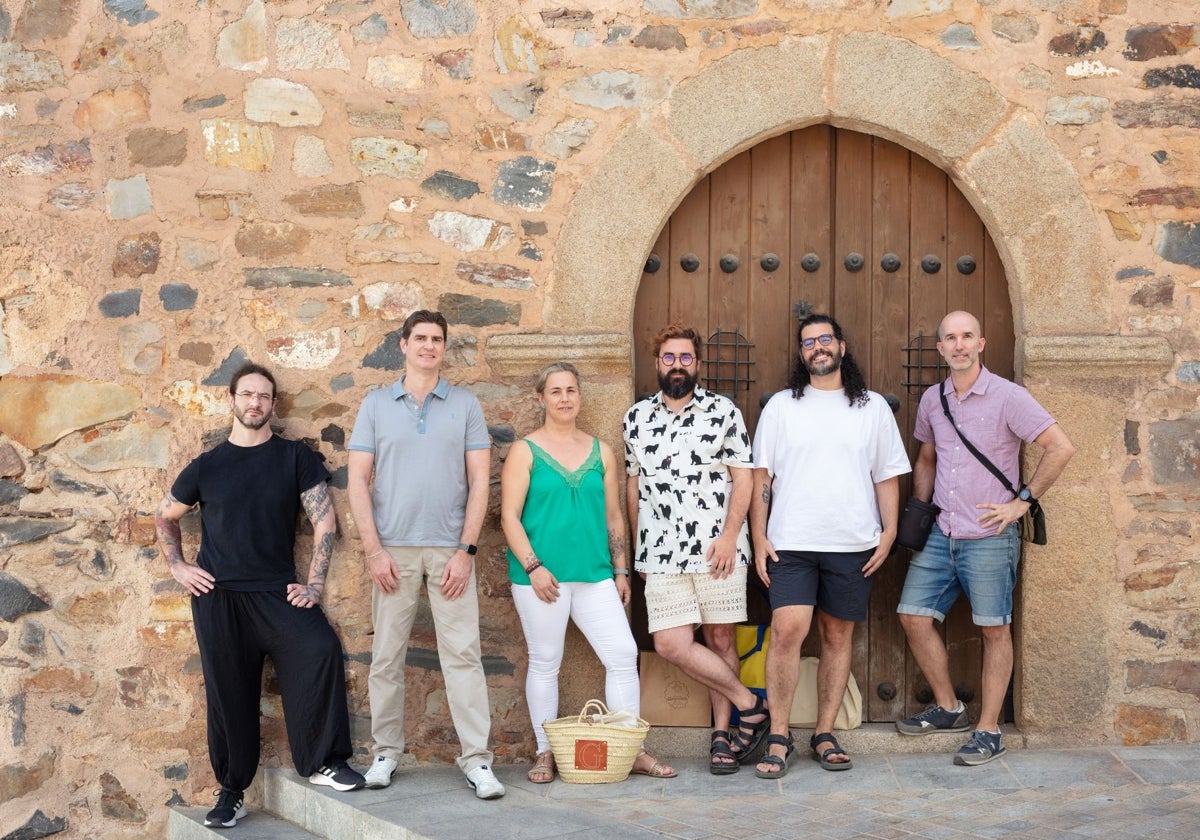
top-left (301, 484), bottom-right (335, 598)
top-left (607, 528), bottom-right (626, 561)
top-left (155, 495), bottom-right (186, 566)
top-left (300, 482), bottom-right (334, 525)
top-left (760, 482), bottom-right (771, 505)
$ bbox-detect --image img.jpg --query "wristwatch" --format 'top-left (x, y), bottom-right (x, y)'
top-left (457, 543), bottom-right (478, 555)
top-left (1017, 486), bottom-right (1036, 504)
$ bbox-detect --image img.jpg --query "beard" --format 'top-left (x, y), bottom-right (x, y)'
top-left (234, 405), bottom-right (271, 430)
top-left (658, 367), bottom-right (698, 400)
top-left (804, 346), bottom-right (842, 377)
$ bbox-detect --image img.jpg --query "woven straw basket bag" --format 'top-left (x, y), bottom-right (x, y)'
top-left (543, 699), bottom-right (650, 784)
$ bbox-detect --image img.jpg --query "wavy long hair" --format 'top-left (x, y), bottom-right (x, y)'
top-left (787, 314), bottom-right (869, 407)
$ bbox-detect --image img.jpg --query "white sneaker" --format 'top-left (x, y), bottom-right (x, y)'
top-left (364, 755), bottom-right (398, 789)
top-left (465, 765), bottom-right (505, 800)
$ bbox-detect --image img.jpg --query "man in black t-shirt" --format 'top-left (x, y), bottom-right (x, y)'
top-left (156, 362), bottom-right (364, 829)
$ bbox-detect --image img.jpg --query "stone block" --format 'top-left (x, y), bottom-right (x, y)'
top-left (347, 108), bottom-right (405, 129)
top-left (15, 0), bottom-right (79, 41)
top-left (1126, 660), bottom-right (1200, 700)
top-left (100, 772), bottom-right (146, 823)
top-left (352, 12), bottom-right (386, 43)
top-left (126, 128), bottom-right (187, 167)
top-left (283, 184), bottom-right (364, 217)
top-left (201, 119), bottom-right (274, 171)
top-left (494, 15), bottom-right (549, 73)
top-left (1048, 26), bottom-right (1107, 56)
top-left (367, 54), bottom-right (425, 89)
top-left (491, 78), bottom-right (544, 121)
top-left (178, 341), bottom-right (213, 365)
top-left (343, 281), bottom-right (421, 320)
top-left (217, 0), bottom-right (267, 71)
top-left (46, 181), bottom-right (96, 210)
top-left (1125, 564), bottom-right (1200, 611)
top-left (1123, 24), bottom-right (1195, 61)
top-left (235, 221), bottom-right (310, 259)
top-left (0, 375), bottom-right (141, 450)
top-left (435, 48), bottom-right (472, 78)
top-left (476, 125), bottom-right (530, 151)
top-left (940, 24), bottom-right (980, 50)
top-left (243, 267), bottom-right (351, 289)
top-left (66, 588), bottom-right (130, 625)
top-left (0, 752), bottom-right (53, 804)
top-left (1114, 704), bottom-right (1188, 745)
top-left (160, 283), bottom-right (198, 311)
top-left (0, 571), bottom-right (52, 618)
top-left (455, 260), bottom-right (533, 290)
top-left (245, 78), bottom-right (323, 127)
top-left (0, 42), bottom-right (66, 93)
top-left (437, 293), bottom-right (520, 326)
top-left (292, 135), bottom-right (333, 177)
top-left (644, 0), bottom-right (756, 18)
top-left (1114, 98), bottom-right (1200, 128)
top-left (117, 321), bottom-right (163, 374)
top-left (563, 70), bottom-right (641, 110)
top-left (362, 330), bottom-right (405, 370)
top-left (1, 810), bottom-right (66, 839)
top-left (103, 0), bottom-right (157, 25)
top-left (1155, 222), bottom-right (1200, 268)
top-left (421, 170), bottom-right (480, 201)
top-left (113, 232), bottom-right (160, 278)
top-left (1147, 413), bottom-right (1200, 483)
top-left (277, 16), bottom-right (349, 70)
top-left (183, 94), bottom-right (226, 112)
top-left (66, 424), bottom-right (171, 471)
top-left (992, 12), bottom-right (1038, 43)
top-left (1145, 65), bottom-right (1200, 89)
top-left (22, 665), bottom-right (95, 694)
top-left (1045, 95), bottom-right (1108, 126)
top-left (74, 86), bottom-right (149, 132)
top-left (0, 140), bottom-right (91, 176)
top-left (106, 174), bottom-right (152, 220)
top-left (493, 156), bottom-right (555, 209)
top-left (401, 0), bottom-right (477, 38)
top-left (350, 137), bottom-right (427, 179)
top-left (429, 211), bottom-right (513, 251)
top-left (633, 25), bottom-right (685, 50)
top-left (544, 117), bottom-right (595, 159)
top-left (266, 328), bottom-right (341, 370)
top-left (0, 442), bottom-right (24, 477)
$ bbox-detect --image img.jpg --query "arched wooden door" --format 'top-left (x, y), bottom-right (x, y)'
top-left (632, 125), bottom-right (1016, 724)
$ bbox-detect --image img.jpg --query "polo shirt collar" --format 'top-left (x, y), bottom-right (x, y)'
top-left (391, 376), bottom-right (450, 401)
top-left (942, 365), bottom-right (993, 398)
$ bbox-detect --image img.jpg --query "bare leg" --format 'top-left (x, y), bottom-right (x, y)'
top-left (701, 623), bottom-right (739, 771)
top-left (812, 610), bottom-right (854, 765)
top-left (755, 605), bottom-right (812, 773)
top-left (977, 624), bottom-right (1012, 732)
top-left (898, 613), bottom-right (958, 711)
top-left (653, 625), bottom-right (758, 711)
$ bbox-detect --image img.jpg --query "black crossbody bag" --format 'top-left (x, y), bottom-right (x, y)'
top-left (939, 389), bottom-right (1047, 545)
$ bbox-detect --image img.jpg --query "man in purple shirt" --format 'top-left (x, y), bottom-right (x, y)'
top-left (896, 311), bottom-right (1075, 765)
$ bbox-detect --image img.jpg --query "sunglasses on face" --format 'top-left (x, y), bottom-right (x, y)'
top-left (800, 334), bottom-right (835, 351)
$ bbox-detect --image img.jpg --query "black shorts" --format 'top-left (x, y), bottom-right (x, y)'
top-left (768, 549), bottom-right (875, 622)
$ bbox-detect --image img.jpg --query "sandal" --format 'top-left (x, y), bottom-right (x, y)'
top-left (630, 750), bottom-right (677, 779)
top-left (810, 732), bottom-right (853, 771)
top-left (709, 729), bottom-right (739, 776)
top-left (729, 694), bottom-right (771, 764)
top-left (527, 750), bottom-right (555, 784)
top-left (754, 733), bottom-right (795, 779)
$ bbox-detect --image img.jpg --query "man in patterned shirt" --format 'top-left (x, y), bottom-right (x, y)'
top-left (623, 323), bottom-right (769, 775)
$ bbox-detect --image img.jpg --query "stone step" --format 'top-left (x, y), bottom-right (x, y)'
top-left (169, 805), bottom-right (321, 839)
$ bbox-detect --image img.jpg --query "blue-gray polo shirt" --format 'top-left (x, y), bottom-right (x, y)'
top-left (348, 376), bottom-right (491, 546)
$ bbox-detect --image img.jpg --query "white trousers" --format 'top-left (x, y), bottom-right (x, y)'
top-left (511, 578), bottom-right (640, 753)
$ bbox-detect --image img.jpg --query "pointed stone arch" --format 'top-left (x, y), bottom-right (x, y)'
top-left (488, 32), bottom-right (1172, 739)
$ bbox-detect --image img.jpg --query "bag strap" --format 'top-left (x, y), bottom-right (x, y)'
top-left (939, 387), bottom-right (1020, 499)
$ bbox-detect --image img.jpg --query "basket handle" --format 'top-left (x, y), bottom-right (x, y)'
top-left (577, 699), bottom-right (610, 723)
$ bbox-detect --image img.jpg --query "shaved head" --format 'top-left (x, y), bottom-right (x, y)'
top-left (938, 310), bottom-right (982, 341)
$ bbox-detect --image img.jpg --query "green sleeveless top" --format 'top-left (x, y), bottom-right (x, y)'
top-left (506, 437), bottom-right (613, 585)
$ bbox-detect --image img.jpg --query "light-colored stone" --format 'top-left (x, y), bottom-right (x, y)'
top-left (217, 0), bottom-right (268, 72)
top-left (494, 15), bottom-right (549, 73)
top-left (266, 327), bottom-right (341, 369)
top-left (202, 118), bottom-right (274, 171)
top-left (235, 220), bottom-right (311, 259)
top-left (887, 0), bottom-right (950, 16)
top-left (428, 210), bottom-right (514, 251)
top-left (292, 135), bottom-right (333, 177)
top-left (73, 86), bottom-right (149, 132)
top-left (563, 70), bottom-right (643, 110)
top-left (178, 237), bottom-right (220, 270)
top-left (1066, 59), bottom-right (1120, 78)
top-left (643, 0), bottom-right (757, 19)
top-left (343, 282), bottom-right (423, 320)
top-left (65, 423), bottom-right (171, 471)
top-left (277, 17), bottom-right (350, 71)
top-left (0, 375), bottom-right (141, 450)
top-left (351, 137), bottom-right (427, 178)
top-left (163, 381), bottom-right (229, 416)
top-left (1045, 95), bottom-right (1109, 125)
top-left (0, 42), bottom-right (66, 92)
top-left (543, 118), bottom-right (595, 158)
top-left (245, 78), bottom-right (324, 127)
top-left (366, 55), bottom-right (425, 90)
top-left (106, 174), bottom-right (152, 220)
top-left (117, 321), bottom-right (163, 374)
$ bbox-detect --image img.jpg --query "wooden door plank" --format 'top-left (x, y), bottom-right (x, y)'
top-left (833, 130), bottom-right (874, 381)
top-left (791, 126), bottom-right (834, 362)
top-left (669, 178), bottom-right (711, 330)
top-left (982, 234), bottom-right (1015, 382)
top-left (708, 150), bottom-right (752, 420)
top-left (634, 225), bottom-right (672, 402)
top-left (866, 137), bottom-right (911, 723)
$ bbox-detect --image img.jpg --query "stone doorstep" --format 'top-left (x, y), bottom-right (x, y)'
top-left (643, 721), bottom-right (1024, 758)
top-left (168, 805), bottom-right (320, 840)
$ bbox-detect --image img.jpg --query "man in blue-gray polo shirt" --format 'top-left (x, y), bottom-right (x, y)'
top-left (347, 309), bottom-right (504, 800)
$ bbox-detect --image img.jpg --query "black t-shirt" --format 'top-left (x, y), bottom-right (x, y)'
top-left (171, 435), bottom-right (331, 591)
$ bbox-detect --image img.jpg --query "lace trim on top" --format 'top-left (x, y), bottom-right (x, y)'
top-left (524, 437), bottom-right (601, 489)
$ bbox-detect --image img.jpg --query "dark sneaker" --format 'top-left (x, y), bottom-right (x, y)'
top-left (895, 703), bottom-right (970, 736)
top-left (308, 761), bottom-right (366, 791)
top-left (204, 788), bottom-right (246, 828)
top-left (954, 730), bottom-right (1006, 766)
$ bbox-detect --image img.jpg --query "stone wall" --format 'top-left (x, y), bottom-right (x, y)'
top-left (1, 0), bottom-right (1198, 837)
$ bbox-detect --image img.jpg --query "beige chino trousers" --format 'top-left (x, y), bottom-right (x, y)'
top-left (369, 546), bottom-right (494, 773)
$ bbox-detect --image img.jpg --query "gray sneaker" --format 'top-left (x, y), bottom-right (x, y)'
top-left (954, 730), bottom-right (1006, 766)
top-left (895, 703), bottom-right (970, 735)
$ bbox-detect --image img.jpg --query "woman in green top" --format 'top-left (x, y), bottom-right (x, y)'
top-left (501, 363), bottom-right (675, 784)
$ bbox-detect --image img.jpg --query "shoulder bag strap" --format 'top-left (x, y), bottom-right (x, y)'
top-left (939, 387), bottom-right (1019, 498)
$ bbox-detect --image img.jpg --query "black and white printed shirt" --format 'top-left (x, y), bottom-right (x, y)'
top-left (623, 387), bottom-right (753, 574)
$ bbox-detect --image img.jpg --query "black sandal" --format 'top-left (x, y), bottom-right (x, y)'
top-left (729, 694), bottom-right (771, 765)
top-left (709, 729), bottom-right (739, 775)
top-left (754, 733), bottom-right (795, 779)
top-left (810, 731), bottom-right (853, 771)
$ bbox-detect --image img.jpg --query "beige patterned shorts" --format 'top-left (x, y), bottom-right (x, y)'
top-left (645, 565), bottom-right (748, 633)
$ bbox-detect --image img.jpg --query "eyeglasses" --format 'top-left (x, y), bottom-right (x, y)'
top-left (800, 333), bottom-right (836, 351)
top-left (234, 391), bottom-right (275, 402)
top-left (658, 353), bottom-right (696, 366)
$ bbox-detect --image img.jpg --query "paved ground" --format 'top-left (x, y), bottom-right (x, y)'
top-left (173, 742), bottom-right (1200, 839)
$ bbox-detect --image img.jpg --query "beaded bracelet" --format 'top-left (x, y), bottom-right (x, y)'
top-left (524, 561), bottom-right (543, 575)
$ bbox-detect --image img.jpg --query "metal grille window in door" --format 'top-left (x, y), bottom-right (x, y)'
top-left (704, 329), bottom-right (755, 403)
top-left (902, 332), bottom-right (950, 395)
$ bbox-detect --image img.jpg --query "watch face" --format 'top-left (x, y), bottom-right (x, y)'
top-left (1019, 488), bottom-right (1031, 501)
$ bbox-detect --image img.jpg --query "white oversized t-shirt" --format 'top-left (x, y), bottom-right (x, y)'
top-left (754, 386), bottom-right (911, 552)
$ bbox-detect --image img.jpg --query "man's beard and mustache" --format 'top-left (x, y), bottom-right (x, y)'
top-left (234, 405), bottom-right (271, 430)
top-left (658, 366), bottom-right (698, 400)
top-left (804, 345), bottom-right (842, 377)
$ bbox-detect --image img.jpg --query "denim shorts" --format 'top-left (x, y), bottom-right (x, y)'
top-left (896, 525), bottom-right (1019, 626)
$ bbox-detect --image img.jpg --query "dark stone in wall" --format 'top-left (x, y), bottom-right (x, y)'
top-left (540, 8), bottom-right (592, 27)
top-left (1155, 222), bottom-right (1200, 268)
top-left (1130, 277), bottom-right (1173, 307)
top-left (202, 348), bottom-right (250, 387)
top-left (8, 691), bottom-right (26, 745)
top-left (99, 289), bottom-right (141, 318)
top-left (182, 94), bottom-right (225, 112)
top-left (362, 329), bottom-right (405, 370)
top-left (493, 156), bottom-right (555, 210)
top-left (15, 0), bottom-right (78, 41)
top-left (1116, 266), bottom-right (1153, 280)
top-left (1178, 362), bottom-right (1200, 384)
top-left (488, 424), bottom-right (515, 445)
top-left (1, 809), bottom-right (68, 840)
top-left (159, 283), bottom-right (197, 311)
top-left (0, 571), bottom-right (52, 621)
top-left (51, 701), bottom-right (83, 715)
top-left (162, 763), bottom-right (188, 781)
top-left (1145, 65), bottom-right (1200, 89)
top-left (1129, 620), bottom-right (1166, 643)
top-left (102, 0), bottom-right (157, 25)
top-left (49, 471), bottom-right (106, 497)
top-left (1153, 150), bottom-right (1168, 163)
top-left (421, 170), bottom-right (481, 200)
top-left (1123, 24), bottom-right (1195, 61)
top-left (19, 620), bottom-right (45, 656)
top-left (0, 4), bottom-right (11, 39)
top-left (1126, 659), bottom-right (1200, 699)
top-left (633, 25), bottom-right (686, 50)
top-left (1147, 414), bottom-right (1200, 483)
top-left (1114, 99), bottom-right (1200, 128)
top-left (1125, 420), bottom-right (1140, 456)
top-left (0, 480), bottom-right (28, 505)
top-left (321, 424), bottom-right (345, 447)
top-left (328, 465), bottom-right (348, 490)
top-left (243, 267), bottom-right (352, 288)
top-left (330, 373), bottom-right (355, 392)
top-left (1132, 186), bottom-right (1200, 207)
top-left (518, 241), bottom-right (543, 261)
top-left (111, 233), bottom-right (160, 278)
top-left (178, 341), bottom-right (213, 365)
top-left (521, 220), bottom-right (547, 235)
top-left (437, 293), bottom-right (520, 327)
top-left (1048, 26), bottom-right (1105, 56)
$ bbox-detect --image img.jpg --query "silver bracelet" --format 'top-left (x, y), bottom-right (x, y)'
top-left (612, 568), bottom-right (630, 576)
top-left (365, 549), bottom-right (386, 560)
